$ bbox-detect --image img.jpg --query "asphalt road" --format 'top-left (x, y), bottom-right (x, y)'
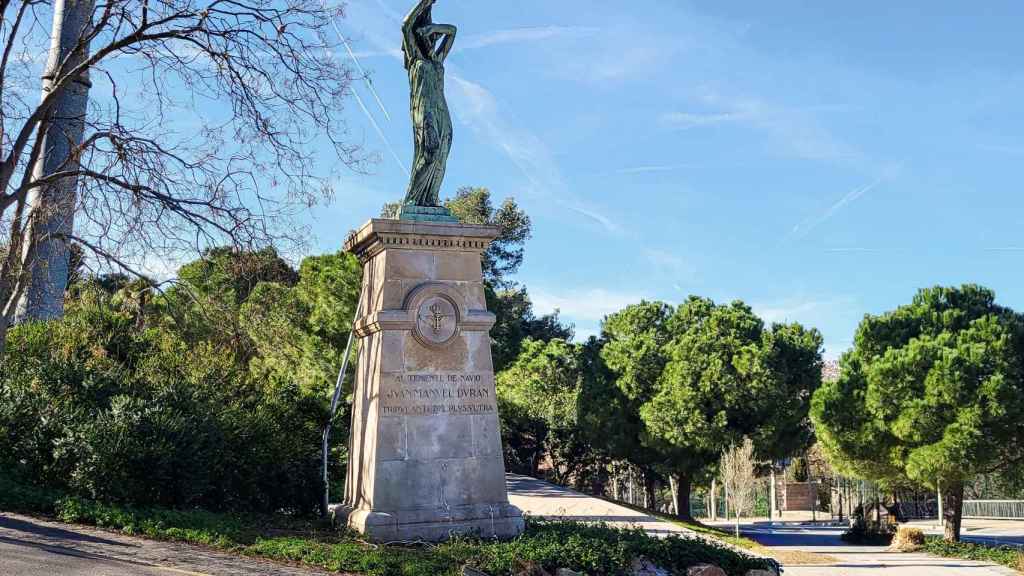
top-left (740, 523), bottom-right (1020, 575)
top-left (0, 516), bottom-right (170, 576)
top-left (0, 513), bottom-right (330, 576)
top-left (910, 520), bottom-right (1024, 549)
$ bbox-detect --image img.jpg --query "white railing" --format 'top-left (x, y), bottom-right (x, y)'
top-left (963, 500), bottom-right (1024, 519)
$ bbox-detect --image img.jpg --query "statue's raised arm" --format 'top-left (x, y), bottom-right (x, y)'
top-left (421, 23), bottom-right (456, 62)
top-left (399, 0), bottom-right (457, 212)
top-left (402, 0), bottom-right (456, 68)
top-left (402, 0), bottom-right (432, 65)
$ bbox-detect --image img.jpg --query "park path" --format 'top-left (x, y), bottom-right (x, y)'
top-left (741, 524), bottom-right (1019, 576)
top-left (0, 512), bottom-right (333, 576)
top-left (506, 473), bottom-right (695, 538)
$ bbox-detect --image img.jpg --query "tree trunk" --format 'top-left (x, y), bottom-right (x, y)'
top-left (943, 481), bottom-right (965, 542)
top-left (642, 469), bottom-right (656, 511)
top-left (711, 478), bottom-right (718, 521)
top-left (669, 475), bottom-right (679, 516)
top-left (15, 0), bottom-right (93, 322)
top-left (613, 475), bottom-right (620, 501)
top-left (891, 491), bottom-right (903, 523)
top-left (674, 475), bottom-right (694, 522)
top-left (769, 467), bottom-right (777, 522)
top-left (724, 482), bottom-right (730, 520)
top-left (0, 313), bottom-right (9, 357)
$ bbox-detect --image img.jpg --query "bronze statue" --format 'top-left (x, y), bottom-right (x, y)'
top-left (401, 0), bottom-right (456, 209)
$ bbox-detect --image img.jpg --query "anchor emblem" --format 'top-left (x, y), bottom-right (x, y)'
top-left (425, 303), bottom-right (447, 334)
top-left (413, 294), bottom-right (459, 347)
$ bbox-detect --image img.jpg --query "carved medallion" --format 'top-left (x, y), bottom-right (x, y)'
top-left (414, 294), bottom-right (460, 347)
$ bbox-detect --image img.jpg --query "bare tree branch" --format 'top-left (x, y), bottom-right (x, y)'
top-left (1, 0), bottom-right (365, 348)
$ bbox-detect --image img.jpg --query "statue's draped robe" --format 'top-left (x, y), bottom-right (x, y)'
top-left (404, 57), bottom-right (452, 207)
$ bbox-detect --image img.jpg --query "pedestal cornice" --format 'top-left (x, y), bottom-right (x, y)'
top-left (345, 218), bottom-right (500, 263)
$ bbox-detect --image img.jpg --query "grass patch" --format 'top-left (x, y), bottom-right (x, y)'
top-left (1, 473), bottom-right (775, 576)
top-left (922, 536), bottom-right (1024, 573)
top-left (664, 517), bottom-right (761, 550)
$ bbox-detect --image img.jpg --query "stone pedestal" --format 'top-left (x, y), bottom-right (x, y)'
top-left (339, 218), bottom-right (524, 542)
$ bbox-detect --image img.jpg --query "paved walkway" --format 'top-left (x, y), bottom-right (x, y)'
top-left (741, 524), bottom-right (1019, 576)
top-left (904, 519), bottom-right (1024, 548)
top-left (506, 474), bottom-right (695, 538)
top-left (0, 512), bottom-right (331, 576)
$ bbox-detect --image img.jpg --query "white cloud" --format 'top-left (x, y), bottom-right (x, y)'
top-left (644, 249), bottom-right (695, 280)
top-left (674, 87), bottom-right (857, 162)
top-left (752, 296), bottom-right (856, 326)
top-left (349, 25), bottom-right (599, 58)
top-left (661, 112), bottom-right (740, 130)
top-left (457, 26), bottom-right (599, 52)
top-left (615, 164), bottom-right (690, 174)
top-left (449, 74), bottom-right (622, 235)
top-left (551, 26), bottom-right (685, 84)
top-left (823, 247), bottom-right (891, 253)
top-left (531, 287), bottom-right (647, 324)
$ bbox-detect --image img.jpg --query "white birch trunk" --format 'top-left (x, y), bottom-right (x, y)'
top-left (15, 0), bottom-right (93, 322)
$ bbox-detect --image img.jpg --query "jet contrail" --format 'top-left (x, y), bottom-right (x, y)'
top-left (351, 84), bottom-right (409, 177)
top-left (333, 18), bottom-right (392, 123)
top-left (324, 1), bottom-right (409, 176)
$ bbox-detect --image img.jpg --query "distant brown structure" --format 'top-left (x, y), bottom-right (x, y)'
top-left (781, 482), bottom-right (820, 512)
top-left (822, 359), bottom-right (841, 383)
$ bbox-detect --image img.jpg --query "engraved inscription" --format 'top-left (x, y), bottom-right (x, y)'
top-left (381, 372), bottom-right (497, 417)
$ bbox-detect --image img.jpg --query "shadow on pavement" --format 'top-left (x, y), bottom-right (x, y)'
top-left (0, 516), bottom-right (131, 548)
top-left (743, 525), bottom-right (848, 547)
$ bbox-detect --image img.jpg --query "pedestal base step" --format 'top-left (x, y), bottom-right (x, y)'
top-left (332, 504), bottom-right (525, 543)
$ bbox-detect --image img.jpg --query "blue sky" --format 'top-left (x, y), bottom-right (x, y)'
top-left (310, 0), bottom-right (1024, 358)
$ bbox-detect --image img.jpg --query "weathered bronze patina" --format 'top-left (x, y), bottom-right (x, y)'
top-left (401, 0), bottom-right (456, 216)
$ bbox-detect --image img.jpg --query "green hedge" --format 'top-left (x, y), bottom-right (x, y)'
top-left (0, 277), bottom-right (344, 514)
top-left (0, 473), bottom-right (773, 576)
top-left (922, 537), bottom-right (1023, 572)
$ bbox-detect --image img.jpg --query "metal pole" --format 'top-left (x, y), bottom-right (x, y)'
top-left (321, 289), bottom-right (364, 518)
